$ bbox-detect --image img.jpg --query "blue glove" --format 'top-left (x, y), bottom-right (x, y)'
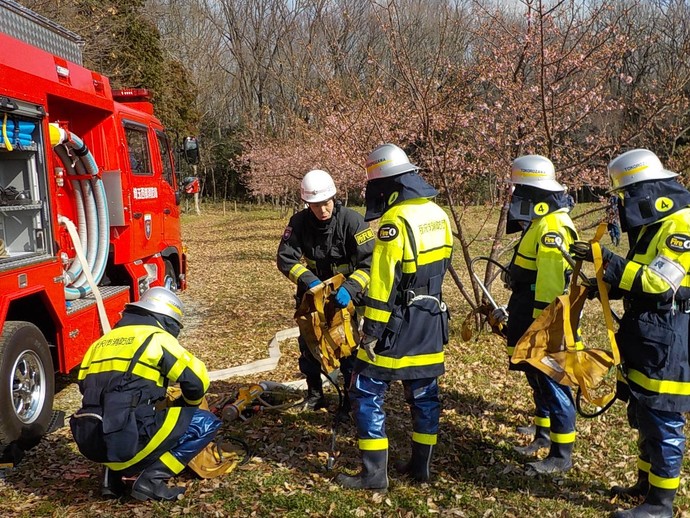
top-left (308, 279), bottom-right (321, 289)
top-left (334, 286), bottom-right (352, 308)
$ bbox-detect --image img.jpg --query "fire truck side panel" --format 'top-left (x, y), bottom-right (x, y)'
top-left (61, 288), bottom-right (130, 372)
top-left (0, 2), bottom-right (188, 461)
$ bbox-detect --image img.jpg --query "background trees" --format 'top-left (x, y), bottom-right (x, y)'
top-left (17, 0), bottom-right (690, 305)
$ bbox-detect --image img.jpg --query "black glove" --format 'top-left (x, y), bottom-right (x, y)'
top-left (583, 277), bottom-right (599, 300)
top-left (490, 306), bottom-right (509, 325)
top-left (570, 241), bottom-right (593, 262)
top-left (570, 241), bottom-right (614, 264)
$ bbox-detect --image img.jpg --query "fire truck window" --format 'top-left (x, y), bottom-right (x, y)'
top-left (156, 130), bottom-right (174, 186)
top-left (124, 126), bottom-right (151, 176)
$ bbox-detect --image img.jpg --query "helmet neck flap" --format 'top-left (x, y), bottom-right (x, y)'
top-left (506, 184), bottom-right (572, 234)
top-left (364, 172), bottom-right (438, 221)
top-left (116, 307), bottom-right (182, 338)
top-left (618, 178), bottom-right (690, 233)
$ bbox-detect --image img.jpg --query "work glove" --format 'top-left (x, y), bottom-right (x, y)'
top-left (570, 241), bottom-right (613, 263)
top-left (308, 279), bottom-right (321, 289)
top-left (333, 286), bottom-right (352, 308)
top-left (360, 334), bottom-right (378, 362)
top-left (490, 306), bottom-right (509, 325)
top-left (581, 277), bottom-right (600, 300)
top-left (570, 241), bottom-right (594, 262)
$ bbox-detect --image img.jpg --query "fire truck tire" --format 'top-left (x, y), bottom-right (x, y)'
top-left (0, 321), bottom-right (55, 451)
top-left (164, 260), bottom-right (178, 291)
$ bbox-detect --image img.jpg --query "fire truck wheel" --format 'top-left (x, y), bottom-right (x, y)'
top-left (0, 321), bottom-right (55, 451)
top-left (164, 260), bottom-right (178, 291)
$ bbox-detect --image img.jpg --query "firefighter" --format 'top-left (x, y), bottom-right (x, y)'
top-left (570, 149), bottom-right (690, 518)
top-left (70, 287), bottom-right (220, 501)
top-left (277, 169), bottom-right (374, 412)
top-left (336, 144), bottom-right (453, 491)
top-left (498, 155), bottom-right (579, 474)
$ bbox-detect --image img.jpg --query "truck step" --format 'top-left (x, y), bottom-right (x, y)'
top-left (66, 285), bottom-right (130, 315)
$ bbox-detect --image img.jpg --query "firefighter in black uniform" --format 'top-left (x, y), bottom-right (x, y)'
top-left (70, 287), bottom-right (220, 501)
top-left (277, 169), bottom-right (374, 411)
top-left (336, 144), bottom-right (453, 491)
top-left (499, 155), bottom-right (579, 474)
top-left (571, 149), bottom-right (690, 518)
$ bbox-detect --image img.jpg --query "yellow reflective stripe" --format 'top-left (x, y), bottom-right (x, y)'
top-left (534, 416), bottom-right (550, 428)
top-left (359, 437), bottom-right (388, 451)
top-left (168, 358), bottom-right (187, 383)
top-left (612, 164), bottom-right (648, 184)
top-left (160, 451), bottom-right (185, 475)
top-left (81, 358), bottom-right (132, 376)
top-left (401, 259), bottom-right (417, 274)
top-left (104, 407), bottom-right (182, 471)
top-left (363, 306), bottom-right (392, 324)
top-left (288, 263), bottom-right (309, 284)
top-left (620, 262), bottom-right (641, 291)
top-left (627, 368), bottom-right (690, 395)
top-left (412, 432), bottom-right (437, 446)
top-left (417, 246), bottom-right (453, 266)
top-left (514, 254), bottom-right (537, 270)
top-left (356, 348), bottom-right (444, 369)
top-left (350, 270), bottom-right (370, 289)
top-left (637, 458), bottom-right (651, 473)
top-left (550, 430), bottom-right (576, 444)
top-left (131, 363), bottom-right (165, 386)
top-left (649, 472), bottom-right (680, 490)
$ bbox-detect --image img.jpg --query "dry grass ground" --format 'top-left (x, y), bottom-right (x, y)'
top-left (1, 202), bottom-right (689, 517)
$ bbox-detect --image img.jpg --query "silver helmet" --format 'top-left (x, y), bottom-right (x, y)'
top-left (365, 143), bottom-right (419, 181)
top-left (126, 287), bottom-right (184, 326)
top-left (510, 155), bottom-right (565, 192)
top-left (608, 149), bottom-right (678, 191)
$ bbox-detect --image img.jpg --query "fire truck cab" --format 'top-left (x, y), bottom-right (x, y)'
top-left (0, 0), bottom-right (190, 463)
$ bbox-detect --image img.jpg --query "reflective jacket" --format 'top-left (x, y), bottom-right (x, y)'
top-left (277, 201), bottom-right (374, 305)
top-left (356, 198), bottom-right (453, 380)
top-left (506, 209), bottom-right (578, 358)
top-left (72, 321), bottom-right (210, 469)
top-left (604, 207), bottom-right (690, 412)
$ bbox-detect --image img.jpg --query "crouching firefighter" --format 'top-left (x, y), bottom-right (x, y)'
top-left (571, 149), bottom-right (690, 518)
top-left (500, 155), bottom-right (579, 474)
top-left (336, 143), bottom-right (453, 491)
top-left (70, 287), bottom-right (221, 501)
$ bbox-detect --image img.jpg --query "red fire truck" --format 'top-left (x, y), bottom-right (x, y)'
top-left (0, 0), bottom-right (193, 463)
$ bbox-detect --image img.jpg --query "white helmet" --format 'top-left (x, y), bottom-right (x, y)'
top-left (365, 143), bottom-right (419, 181)
top-left (126, 287), bottom-right (184, 326)
top-left (510, 155), bottom-right (565, 192)
top-left (608, 149), bottom-right (678, 191)
top-left (300, 169), bottom-right (336, 203)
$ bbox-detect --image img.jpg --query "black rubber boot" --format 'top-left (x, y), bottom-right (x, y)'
top-left (611, 486), bottom-right (675, 518)
top-left (130, 461), bottom-right (186, 501)
top-left (527, 440), bottom-right (573, 474)
top-left (101, 467), bottom-right (125, 499)
top-left (336, 449), bottom-right (389, 491)
top-left (516, 424), bottom-right (536, 435)
top-left (395, 442), bottom-right (433, 482)
top-left (300, 382), bottom-right (326, 411)
top-left (514, 425), bottom-right (551, 455)
top-left (611, 470), bottom-right (649, 500)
